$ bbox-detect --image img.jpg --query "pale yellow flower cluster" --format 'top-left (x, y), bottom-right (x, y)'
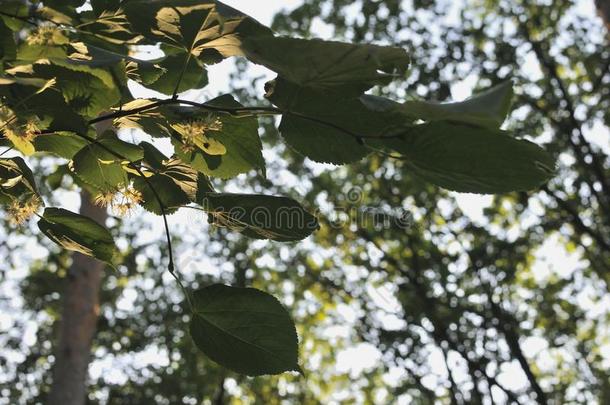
top-left (8, 197), bottom-right (41, 225)
top-left (94, 183), bottom-right (143, 217)
top-left (1, 107), bottom-right (40, 155)
top-left (179, 116), bottom-right (224, 155)
top-left (26, 26), bottom-right (61, 46)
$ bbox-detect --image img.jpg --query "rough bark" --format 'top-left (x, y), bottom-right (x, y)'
top-left (47, 192), bottom-right (107, 405)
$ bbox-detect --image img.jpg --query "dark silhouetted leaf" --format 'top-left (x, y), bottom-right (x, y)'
top-left (373, 122), bottom-right (555, 194)
top-left (203, 193), bottom-right (318, 241)
top-left (266, 78), bottom-right (405, 164)
top-left (244, 36), bottom-right (410, 94)
top-left (190, 284), bottom-right (300, 376)
top-left (401, 81), bottom-right (514, 129)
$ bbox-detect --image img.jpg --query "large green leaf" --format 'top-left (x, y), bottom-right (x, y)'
top-left (373, 122), bottom-right (555, 194)
top-left (190, 284), bottom-right (300, 376)
top-left (401, 81), bottom-right (514, 129)
top-left (38, 207), bottom-right (117, 265)
top-left (72, 137), bottom-right (144, 192)
top-left (30, 61), bottom-right (121, 117)
top-left (144, 52), bottom-right (208, 95)
top-left (173, 95), bottom-right (265, 178)
top-left (266, 78), bottom-right (405, 164)
top-left (34, 132), bottom-right (89, 159)
top-left (244, 36), bottom-right (410, 94)
top-left (202, 193), bottom-right (319, 242)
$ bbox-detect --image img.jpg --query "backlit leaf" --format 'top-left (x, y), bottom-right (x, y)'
top-left (173, 95), bottom-right (265, 178)
top-left (38, 207), bottom-right (117, 265)
top-left (266, 78), bottom-right (405, 164)
top-left (72, 137), bottom-right (143, 192)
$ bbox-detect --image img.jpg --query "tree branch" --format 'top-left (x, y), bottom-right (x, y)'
top-left (516, 3), bottom-right (610, 200)
top-left (488, 299), bottom-right (548, 405)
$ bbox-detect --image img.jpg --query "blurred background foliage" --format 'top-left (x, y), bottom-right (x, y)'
top-left (1, 0), bottom-right (609, 404)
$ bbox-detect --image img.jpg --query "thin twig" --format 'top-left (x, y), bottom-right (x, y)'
top-left (0, 147), bottom-right (14, 157)
top-left (68, 131), bottom-right (193, 311)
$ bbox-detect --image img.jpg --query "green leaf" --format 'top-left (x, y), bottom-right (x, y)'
top-left (203, 193), bottom-right (319, 241)
top-left (244, 36), bottom-right (410, 95)
top-left (0, 81), bottom-right (89, 135)
top-left (144, 53), bottom-right (208, 95)
top-left (139, 141), bottom-right (170, 170)
top-left (401, 81), bottom-right (514, 129)
top-left (16, 32), bottom-right (70, 62)
top-left (113, 99), bottom-right (175, 138)
top-left (0, 1), bottom-right (30, 31)
top-left (34, 132), bottom-right (89, 159)
top-left (266, 78), bottom-right (405, 164)
top-left (190, 284), bottom-right (300, 376)
top-left (124, 0), bottom-right (272, 61)
top-left (0, 18), bottom-right (16, 61)
top-left (373, 122), bottom-right (555, 194)
top-left (173, 95), bottom-right (265, 178)
top-left (38, 207), bottom-right (117, 265)
top-left (72, 137), bottom-right (143, 192)
top-left (0, 157), bottom-right (38, 203)
top-left (133, 157), bottom-right (213, 215)
top-left (133, 174), bottom-right (188, 215)
top-left (28, 60), bottom-right (121, 118)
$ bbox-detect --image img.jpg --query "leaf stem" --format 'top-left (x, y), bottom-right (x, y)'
top-left (67, 131), bottom-right (194, 312)
top-left (86, 97), bottom-right (406, 144)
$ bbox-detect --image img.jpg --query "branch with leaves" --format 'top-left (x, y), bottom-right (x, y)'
top-left (0, 0), bottom-right (556, 377)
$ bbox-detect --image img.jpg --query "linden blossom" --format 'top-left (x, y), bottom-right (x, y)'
top-left (94, 183), bottom-right (143, 217)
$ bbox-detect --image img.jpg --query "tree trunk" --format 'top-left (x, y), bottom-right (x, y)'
top-left (597, 0), bottom-right (610, 30)
top-left (47, 192), bottom-right (107, 405)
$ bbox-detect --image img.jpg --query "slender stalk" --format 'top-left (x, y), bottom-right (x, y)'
top-left (66, 131), bottom-right (193, 311)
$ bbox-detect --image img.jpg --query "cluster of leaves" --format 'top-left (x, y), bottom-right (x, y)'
top-left (0, 0), bottom-right (555, 376)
